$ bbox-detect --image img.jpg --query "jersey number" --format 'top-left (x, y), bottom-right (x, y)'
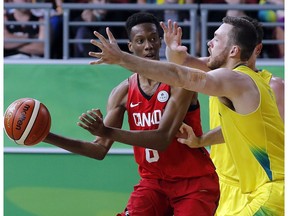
top-left (145, 148), bottom-right (159, 163)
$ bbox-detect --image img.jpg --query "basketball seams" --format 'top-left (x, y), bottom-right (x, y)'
top-left (16, 99), bottom-right (40, 145)
top-left (25, 105), bottom-right (51, 145)
top-left (4, 99), bottom-right (26, 143)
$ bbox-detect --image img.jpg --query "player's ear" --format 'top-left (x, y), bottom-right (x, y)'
top-left (128, 41), bottom-right (134, 53)
top-left (254, 43), bottom-right (263, 56)
top-left (230, 45), bottom-right (240, 57)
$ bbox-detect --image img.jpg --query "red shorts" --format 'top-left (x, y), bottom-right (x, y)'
top-left (117, 173), bottom-right (219, 216)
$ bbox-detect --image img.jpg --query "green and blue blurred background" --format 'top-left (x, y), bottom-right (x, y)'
top-left (4, 63), bottom-right (284, 216)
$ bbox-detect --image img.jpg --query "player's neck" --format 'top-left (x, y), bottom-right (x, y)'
top-left (224, 60), bottom-right (248, 70)
top-left (138, 76), bottom-right (160, 96)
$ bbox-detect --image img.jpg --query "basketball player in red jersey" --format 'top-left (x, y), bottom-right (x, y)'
top-left (45, 12), bottom-right (219, 215)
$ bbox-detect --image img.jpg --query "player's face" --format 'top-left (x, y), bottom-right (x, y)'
top-left (128, 23), bottom-right (161, 60)
top-left (207, 24), bottom-right (231, 70)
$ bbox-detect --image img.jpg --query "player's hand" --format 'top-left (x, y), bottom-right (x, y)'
top-left (89, 28), bottom-right (123, 65)
top-left (176, 123), bottom-right (201, 148)
top-left (78, 109), bottom-right (106, 137)
top-left (160, 20), bottom-right (188, 59)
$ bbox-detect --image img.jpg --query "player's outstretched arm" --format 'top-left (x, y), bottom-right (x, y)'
top-left (177, 123), bottom-right (224, 148)
top-left (44, 80), bottom-right (128, 160)
top-left (44, 132), bottom-right (111, 160)
top-left (89, 28), bottom-right (216, 95)
top-left (43, 106), bottom-right (117, 160)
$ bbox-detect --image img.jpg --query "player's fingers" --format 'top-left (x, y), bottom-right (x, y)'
top-left (106, 27), bottom-right (117, 44)
top-left (88, 110), bottom-right (102, 123)
top-left (77, 122), bottom-right (89, 130)
top-left (177, 138), bottom-right (190, 145)
top-left (183, 123), bottom-right (193, 133)
top-left (93, 30), bottom-right (109, 46)
top-left (89, 59), bottom-right (104, 65)
top-left (160, 21), bottom-right (167, 33)
top-left (89, 51), bottom-right (102, 58)
top-left (90, 39), bottom-right (103, 50)
top-left (88, 52), bottom-right (104, 64)
top-left (177, 27), bottom-right (182, 41)
top-left (173, 21), bottom-right (178, 35)
top-left (178, 124), bottom-right (184, 133)
top-left (79, 115), bottom-right (92, 125)
top-left (92, 109), bottom-right (103, 118)
top-left (168, 19), bottom-right (173, 33)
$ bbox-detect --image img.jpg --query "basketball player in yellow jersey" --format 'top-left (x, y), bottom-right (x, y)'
top-left (88, 16), bottom-right (284, 215)
top-left (208, 17), bottom-right (284, 216)
top-left (162, 17), bottom-right (284, 215)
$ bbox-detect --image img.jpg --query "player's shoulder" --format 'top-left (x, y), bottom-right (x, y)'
top-left (271, 76), bottom-right (284, 83)
top-left (270, 76), bottom-right (284, 90)
top-left (112, 79), bottom-right (129, 91)
top-left (109, 79), bottom-right (129, 100)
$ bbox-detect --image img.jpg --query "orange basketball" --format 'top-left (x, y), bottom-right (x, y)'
top-left (4, 98), bottom-right (51, 146)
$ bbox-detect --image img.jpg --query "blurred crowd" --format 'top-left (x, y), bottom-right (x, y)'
top-left (4, 0), bottom-right (284, 59)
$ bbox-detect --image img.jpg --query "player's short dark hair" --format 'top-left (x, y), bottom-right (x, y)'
top-left (223, 16), bottom-right (258, 61)
top-left (241, 16), bottom-right (263, 44)
top-left (125, 12), bottom-right (163, 40)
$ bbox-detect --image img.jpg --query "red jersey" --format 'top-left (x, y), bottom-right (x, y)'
top-left (126, 74), bottom-right (215, 180)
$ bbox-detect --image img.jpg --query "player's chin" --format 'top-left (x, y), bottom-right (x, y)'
top-left (146, 56), bottom-right (159, 61)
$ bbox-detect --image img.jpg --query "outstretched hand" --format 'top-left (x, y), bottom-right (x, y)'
top-left (78, 109), bottom-right (107, 137)
top-left (176, 123), bottom-right (201, 148)
top-left (89, 27), bottom-right (124, 65)
top-left (160, 20), bottom-right (188, 55)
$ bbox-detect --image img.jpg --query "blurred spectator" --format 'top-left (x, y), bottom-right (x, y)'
top-left (258, 0), bottom-right (284, 58)
top-left (4, 0), bottom-right (45, 59)
top-left (73, 0), bottom-right (108, 57)
top-left (71, 0), bottom-right (134, 57)
top-left (42, 0), bottom-right (64, 59)
top-left (32, 0), bottom-right (64, 58)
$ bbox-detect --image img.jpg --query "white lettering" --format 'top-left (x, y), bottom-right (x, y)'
top-left (132, 110), bottom-right (162, 127)
top-left (145, 148), bottom-right (159, 163)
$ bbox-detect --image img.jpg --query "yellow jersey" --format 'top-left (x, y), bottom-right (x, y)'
top-left (210, 66), bottom-right (284, 215)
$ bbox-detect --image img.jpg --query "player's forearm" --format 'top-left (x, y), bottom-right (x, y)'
top-left (44, 132), bottom-right (111, 160)
top-left (103, 127), bottom-right (171, 151)
top-left (165, 46), bottom-right (188, 65)
top-left (199, 126), bottom-right (224, 147)
top-left (119, 52), bottom-right (207, 92)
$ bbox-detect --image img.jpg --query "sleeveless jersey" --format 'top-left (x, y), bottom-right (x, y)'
top-left (210, 68), bottom-right (275, 184)
top-left (211, 65), bottom-right (283, 193)
top-left (126, 74), bottom-right (215, 180)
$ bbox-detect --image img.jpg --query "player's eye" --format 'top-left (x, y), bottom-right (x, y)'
top-left (136, 39), bottom-right (144, 44)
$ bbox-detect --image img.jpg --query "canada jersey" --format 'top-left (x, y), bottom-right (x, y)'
top-left (126, 74), bottom-right (215, 180)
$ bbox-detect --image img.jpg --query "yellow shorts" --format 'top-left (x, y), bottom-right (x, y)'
top-left (215, 175), bottom-right (284, 216)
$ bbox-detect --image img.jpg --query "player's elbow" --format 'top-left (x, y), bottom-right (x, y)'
top-left (88, 142), bottom-right (110, 160)
top-left (156, 136), bottom-right (173, 151)
top-left (90, 150), bottom-right (108, 160)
